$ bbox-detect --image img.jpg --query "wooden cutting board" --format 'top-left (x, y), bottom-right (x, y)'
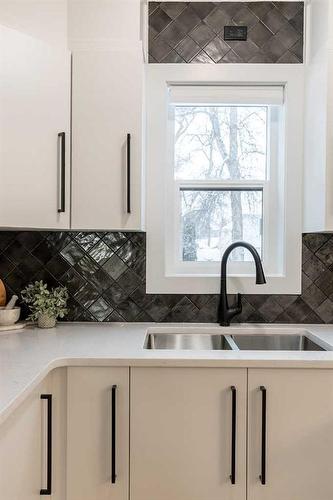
top-left (0, 279), bottom-right (6, 306)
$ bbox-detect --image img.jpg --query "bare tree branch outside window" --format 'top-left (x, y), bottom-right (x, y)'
top-left (174, 106), bottom-right (266, 262)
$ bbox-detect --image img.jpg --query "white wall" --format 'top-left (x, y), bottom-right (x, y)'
top-left (0, 0), bottom-right (68, 47)
top-left (303, 0), bottom-right (333, 231)
top-left (68, 0), bottom-right (142, 49)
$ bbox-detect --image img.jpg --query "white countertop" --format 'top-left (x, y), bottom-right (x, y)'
top-left (2, 321), bottom-right (333, 424)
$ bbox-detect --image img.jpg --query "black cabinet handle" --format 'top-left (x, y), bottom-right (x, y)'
top-left (40, 394), bottom-right (52, 495)
top-left (111, 385), bottom-right (117, 484)
top-left (259, 386), bottom-right (267, 485)
top-left (126, 133), bottom-right (131, 214)
top-left (230, 386), bottom-right (237, 485)
top-left (57, 132), bottom-right (66, 213)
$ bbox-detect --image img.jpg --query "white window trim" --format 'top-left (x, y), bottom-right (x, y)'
top-left (145, 64), bottom-right (304, 295)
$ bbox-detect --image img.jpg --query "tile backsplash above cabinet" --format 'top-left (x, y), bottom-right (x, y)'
top-left (0, 231), bottom-right (332, 324)
top-left (148, 1), bottom-right (304, 63)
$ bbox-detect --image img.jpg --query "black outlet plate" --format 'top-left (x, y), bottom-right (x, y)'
top-left (224, 25), bottom-right (248, 41)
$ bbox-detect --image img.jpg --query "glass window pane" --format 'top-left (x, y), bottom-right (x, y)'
top-left (181, 189), bottom-right (263, 262)
top-left (174, 106), bottom-right (267, 181)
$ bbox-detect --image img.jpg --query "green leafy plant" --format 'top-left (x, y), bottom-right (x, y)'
top-left (21, 281), bottom-right (69, 321)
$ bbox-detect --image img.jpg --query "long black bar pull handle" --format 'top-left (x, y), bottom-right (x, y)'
top-left (40, 394), bottom-right (52, 495)
top-left (111, 385), bottom-right (117, 484)
top-left (57, 132), bottom-right (66, 213)
top-left (230, 386), bottom-right (237, 485)
top-left (259, 386), bottom-right (267, 485)
top-left (126, 133), bottom-right (131, 214)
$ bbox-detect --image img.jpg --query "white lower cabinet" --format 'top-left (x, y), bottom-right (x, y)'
top-left (248, 368), bottom-right (333, 500)
top-left (0, 368), bottom-right (67, 500)
top-left (2, 365), bottom-right (333, 500)
top-left (66, 367), bottom-right (129, 500)
top-left (131, 367), bottom-right (333, 500)
top-left (0, 380), bottom-right (47, 500)
top-left (130, 367), bottom-right (247, 500)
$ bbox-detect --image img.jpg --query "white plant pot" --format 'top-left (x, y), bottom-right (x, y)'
top-left (37, 314), bottom-right (56, 329)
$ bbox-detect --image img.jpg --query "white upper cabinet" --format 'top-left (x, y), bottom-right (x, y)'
top-left (0, 0), bottom-right (143, 230)
top-left (0, 27), bottom-right (71, 229)
top-left (304, 0), bottom-right (333, 231)
top-left (71, 47), bottom-right (143, 230)
top-left (69, 0), bottom-right (144, 231)
top-left (0, 2), bottom-right (71, 230)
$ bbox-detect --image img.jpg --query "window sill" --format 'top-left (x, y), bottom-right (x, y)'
top-left (146, 272), bottom-right (302, 295)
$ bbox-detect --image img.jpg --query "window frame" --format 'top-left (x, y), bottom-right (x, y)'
top-left (145, 64), bottom-right (304, 295)
top-left (166, 101), bottom-right (282, 277)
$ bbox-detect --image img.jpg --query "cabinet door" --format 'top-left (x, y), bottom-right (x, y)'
top-left (248, 369), bottom-right (333, 500)
top-left (0, 26), bottom-right (71, 229)
top-left (50, 367), bottom-right (67, 500)
top-left (131, 367), bottom-right (247, 500)
top-left (71, 48), bottom-right (143, 230)
top-left (0, 379), bottom-right (48, 499)
top-left (68, 0), bottom-right (141, 44)
top-left (67, 367), bottom-right (129, 500)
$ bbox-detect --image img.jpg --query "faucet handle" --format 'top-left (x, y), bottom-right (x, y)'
top-left (236, 293), bottom-right (242, 313)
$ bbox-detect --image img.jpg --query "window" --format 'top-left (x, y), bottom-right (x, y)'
top-left (181, 187), bottom-right (263, 262)
top-left (146, 65), bottom-right (303, 294)
top-left (166, 85), bottom-right (284, 276)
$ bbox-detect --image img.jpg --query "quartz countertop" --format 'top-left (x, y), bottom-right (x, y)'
top-left (2, 322), bottom-right (333, 424)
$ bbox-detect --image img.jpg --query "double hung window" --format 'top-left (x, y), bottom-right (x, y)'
top-left (166, 85), bottom-right (284, 276)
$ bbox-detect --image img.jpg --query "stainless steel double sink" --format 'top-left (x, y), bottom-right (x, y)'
top-left (144, 328), bottom-right (326, 351)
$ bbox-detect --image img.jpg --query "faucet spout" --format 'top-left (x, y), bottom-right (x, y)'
top-left (218, 241), bottom-right (266, 326)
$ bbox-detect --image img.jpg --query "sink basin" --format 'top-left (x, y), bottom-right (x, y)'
top-left (144, 332), bottom-right (233, 350)
top-left (144, 328), bottom-right (327, 351)
top-left (231, 334), bottom-right (325, 351)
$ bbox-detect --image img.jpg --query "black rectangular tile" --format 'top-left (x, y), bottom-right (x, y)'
top-left (149, 6), bottom-right (173, 33)
top-left (89, 240), bottom-right (114, 265)
top-left (89, 297), bottom-right (111, 321)
top-left (74, 282), bottom-right (100, 309)
top-left (160, 2), bottom-right (187, 19)
top-left (116, 298), bottom-right (142, 321)
top-left (0, 231), bottom-right (16, 251)
top-left (16, 231), bottom-right (44, 250)
top-left (0, 254), bottom-right (15, 277)
top-left (74, 232), bottom-right (101, 251)
top-left (60, 241), bottom-right (86, 266)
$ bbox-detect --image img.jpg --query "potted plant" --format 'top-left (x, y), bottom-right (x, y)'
top-left (21, 280), bottom-right (69, 328)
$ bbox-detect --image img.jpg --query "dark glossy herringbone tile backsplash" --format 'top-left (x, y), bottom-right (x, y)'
top-left (149, 2), bottom-right (304, 63)
top-left (0, 231), bottom-right (332, 323)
